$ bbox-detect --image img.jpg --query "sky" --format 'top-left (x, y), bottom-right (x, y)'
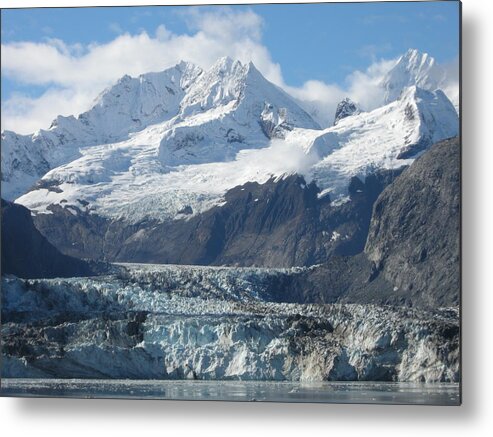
top-left (1, 1), bottom-right (460, 133)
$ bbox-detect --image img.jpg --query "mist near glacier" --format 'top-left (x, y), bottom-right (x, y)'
top-left (236, 138), bottom-right (320, 181)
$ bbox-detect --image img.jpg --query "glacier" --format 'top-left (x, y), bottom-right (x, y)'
top-left (2, 264), bottom-right (459, 383)
top-left (0, 48), bottom-right (460, 391)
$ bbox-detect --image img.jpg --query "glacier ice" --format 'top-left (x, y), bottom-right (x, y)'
top-left (2, 264), bottom-right (459, 383)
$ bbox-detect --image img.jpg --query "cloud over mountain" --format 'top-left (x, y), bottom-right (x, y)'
top-left (1, 9), bottom-right (458, 133)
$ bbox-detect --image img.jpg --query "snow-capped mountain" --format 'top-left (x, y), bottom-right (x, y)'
top-left (1, 61), bottom-right (202, 200)
top-left (3, 51), bottom-right (458, 225)
top-left (15, 84), bottom-right (457, 224)
top-left (1, 49), bottom-right (461, 389)
top-left (297, 85), bottom-right (458, 197)
top-left (157, 57), bottom-right (319, 167)
top-left (1, 57), bottom-right (317, 200)
top-left (381, 48), bottom-right (458, 110)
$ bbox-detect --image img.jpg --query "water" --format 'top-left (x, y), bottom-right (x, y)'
top-left (0, 379), bottom-right (460, 405)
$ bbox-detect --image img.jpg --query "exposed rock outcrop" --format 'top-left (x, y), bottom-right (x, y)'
top-left (1, 199), bottom-right (96, 279)
top-left (364, 136), bottom-right (460, 307)
top-left (333, 97), bottom-right (360, 125)
top-left (298, 137), bottom-right (460, 308)
top-left (31, 172), bottom-right (400, 268)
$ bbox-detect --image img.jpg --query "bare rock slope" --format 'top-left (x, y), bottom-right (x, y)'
top-left (1, 199), bottom-right (96, 279)
top-left (363, 136), bottom-right (460, 307)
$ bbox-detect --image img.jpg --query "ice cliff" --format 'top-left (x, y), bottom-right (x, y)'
top-left (2, 264), bottom-right (459, 382)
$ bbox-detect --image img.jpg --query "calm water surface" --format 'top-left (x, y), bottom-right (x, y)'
top-left (0, 379), bottom-right (460, 405)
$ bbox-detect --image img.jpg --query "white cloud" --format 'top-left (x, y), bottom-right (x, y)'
top-left (286, 57), bottom-right (397, 126)
top-left (285, 81), bottom-right (347, 127)
top-left (440, 56), bottom-right (460, 112)
top-left (1, 9), bottom-right (278, 89)
top-left (1, 9), bottom-right (286, 133)
top-left (239, 138), bottom-right (320, 179)
top-left (183, 7), bottom-right (264, 42)
top-left (346, 58), bottom-right (398, 109)
top-left (1, 88), bottom-right (95, 133)
top-left (0, 8), bottom-right (458, 134)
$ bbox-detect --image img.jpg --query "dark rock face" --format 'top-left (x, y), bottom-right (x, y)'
top-left (9, 136), bottom-right (459, 308)
top-left (32, 173), bottom-right (399, 268)
top-left (1, 199), bottom-right (95, 279)
top-left (280, 253), bottom-right (391, 304)
top-left (286, 137), bottom-right (460, 309)
top-left (363, 137), bottom-right (460, 307)
top-left (334, 98), bottom-right (360, 125)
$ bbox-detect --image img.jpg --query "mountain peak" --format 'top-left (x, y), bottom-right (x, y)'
top-left (118, 74), bottom-right (132, 84)
top-left (333, 97), bottom-right (361, 125)
top-left (381, 48), bottom-right (444, 104)
top-left (401, 48), bottom-right (430, 61)
top-left (176, 59), bottom-right (197, 71)
top-left (210, 56), bottom-right (242, 74)
top-left (398, 49), bottom-right (435, 73)
top-left (205, 57), bottom-right (263, 81)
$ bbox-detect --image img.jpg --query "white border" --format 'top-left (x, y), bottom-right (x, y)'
top-left (0, 0), bottom-right (425, 7)
top-left (2, 0), bottom-right (493, 436)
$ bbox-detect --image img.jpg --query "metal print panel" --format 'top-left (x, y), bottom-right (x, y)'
top-left (0, 1), bottom-right (461, 405)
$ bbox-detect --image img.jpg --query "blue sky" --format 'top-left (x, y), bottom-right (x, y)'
top-left (1, 1), bottom-right (460, 133)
